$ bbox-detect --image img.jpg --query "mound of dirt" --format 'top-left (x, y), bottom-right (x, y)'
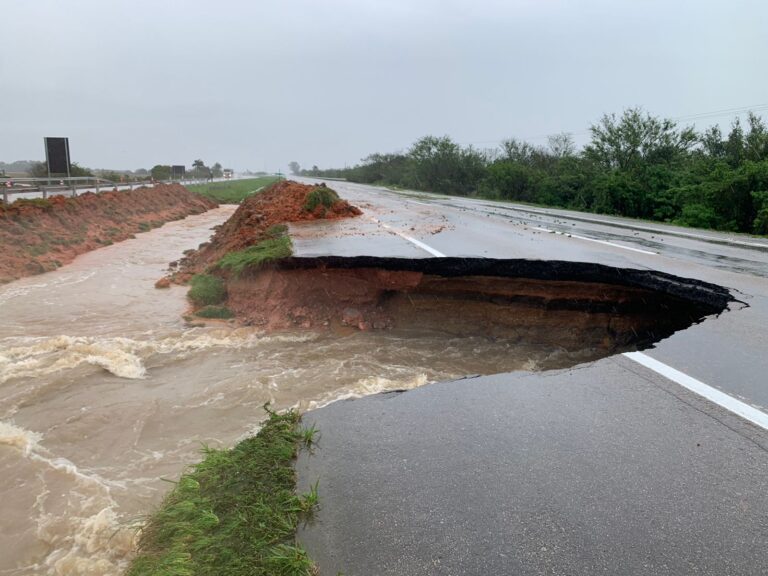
top-left (176, 180), bottom-right (361, 277)
top-left (0, 184), bottom-right (216, 284)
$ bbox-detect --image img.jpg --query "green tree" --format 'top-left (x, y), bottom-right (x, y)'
top-left (288, 161), bottom-right (301, 175)
top-left (28, 161), bottom-right (48, 177)
top-left (211, 162), bottom-right (223, 178)
top-left (585, 108), bottom-right (696, 172)
top-left (408, 136), bottom-right (486, 194)
top-left (547, 133), bottom-right (576, 158)
top-left (191, 159), bottom-right (209, 179)
top-left (151, 165), bottom-right (171, 180)
top-left (27, 160), bottom-right (92, 178)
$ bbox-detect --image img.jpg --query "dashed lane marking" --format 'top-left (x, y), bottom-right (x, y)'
top-left (530, 226), bottom-right (658, 255)
top-left (367, 218), bottom-right (768, 431)
top-left (368, 216), bottom-right (447, 257)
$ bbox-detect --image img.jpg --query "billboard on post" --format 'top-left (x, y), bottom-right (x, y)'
top-left (44, 137), bottom-right (71, 177)
top-left (171, 165), bottom-right (186, 180)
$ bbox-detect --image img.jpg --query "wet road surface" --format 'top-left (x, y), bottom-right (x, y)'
top-left (294, 178), bottom-right (768, 575)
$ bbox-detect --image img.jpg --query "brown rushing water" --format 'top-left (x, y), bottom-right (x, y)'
top-left (0, 207), bottom-right (589, 575)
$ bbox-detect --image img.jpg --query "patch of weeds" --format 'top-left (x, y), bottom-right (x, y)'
top-left (28, 243), bottom-right (50, 256)
top-left (195, 305), bottom-right (234, 319)
top-left (266, 223), bottom-right (289, 238)
top-left (138, 222), bottom-right (152, 232)
top-left (300, 424), bottom-right (319, 448)
top-left (16, 198), bottom-right (52, 209)
top-left (304, 186), bottom-right (340, 213)
top-left (127, 407), bottom-right (318, 576)
top-left (299, 481), bottom-right (320, 514)
top-left (187, 274), bottom-right (226, 306)
top-left (106, 226), bottom-right (121, 236)
top-left (218, 235), bottom-right (292, 276)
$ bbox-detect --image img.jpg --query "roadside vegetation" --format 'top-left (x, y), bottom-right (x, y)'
top-left (127, 407), bottom-right (319, 576)
top-left (217, 234), bottom-right (293, 276)
top-left (293, 108), bottom-right (768, 235)
top-left (195, 305), bottom-right (234, 319)
top-left (187, 274), bottom-right (226, 306)
top-left (187, 176), bottom-right (281, 204)
top-left (303, 186), bottom-right (340, 214)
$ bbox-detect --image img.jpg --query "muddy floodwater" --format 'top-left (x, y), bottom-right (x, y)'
top-left (0, 207), bottom-right (592, 575)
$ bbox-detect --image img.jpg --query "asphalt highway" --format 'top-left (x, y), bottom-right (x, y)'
top-left (291, 178), bottom-right (768, 575)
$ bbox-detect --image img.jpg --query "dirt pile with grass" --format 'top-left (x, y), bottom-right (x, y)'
top-left (0, 184), bottom-right (216, 284)
top-left (176, 180), bottom-right (361, 279)
top-left (174, 180), bottom-right (361, 322)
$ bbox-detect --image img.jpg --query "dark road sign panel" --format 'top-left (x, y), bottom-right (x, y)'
top-left (44, 137), bottom-right (71, 176)
top-left (171, 165), bottom-right (186, 180)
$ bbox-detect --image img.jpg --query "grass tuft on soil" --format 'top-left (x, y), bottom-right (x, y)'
top-left (195, 305), bottom-right (235, 319)
top-left (187, 274), bottom-right (226, 306)
top-left (127, 408), bottom-right (318, 576)
top-left (303, 187), bottom-right (340, 213)
top-left (187, 177), bottom-right (281, 204)
top-left (217, 235), bottom-right (293, 276)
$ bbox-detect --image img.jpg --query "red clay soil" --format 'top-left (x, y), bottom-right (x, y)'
top-left (225, 267), bottom-right (676, 347)
top-left (177, 180), bottom-right (361, 276)
top-left (0, 184), bottom-right (216, 284)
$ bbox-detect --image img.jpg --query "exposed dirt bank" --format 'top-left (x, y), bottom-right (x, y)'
top-left (176, 180), bottom-right (361, 279)
top-left (0, 184), bottom-right (216, 283)
top-left (225, 256), bottom-right (733, 362)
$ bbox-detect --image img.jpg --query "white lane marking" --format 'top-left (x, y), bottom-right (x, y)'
top-left (530, 226), bottom-right (657, 255)
top-left (370, 210), bottom-right (767, 430)
top-left (624, 352), bottom-right (768, 431)
top-left (501, 204), bottom-right (768, 250)
top-left (368, 216), bottom-right (446, 257)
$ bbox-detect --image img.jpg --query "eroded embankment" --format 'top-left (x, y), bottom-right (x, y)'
top-left (224, 256), bottom-right (733, 366)
top-left (174, 180), bottom-right (361, 281)
top-left (0, 184), bottom-right (216, 283)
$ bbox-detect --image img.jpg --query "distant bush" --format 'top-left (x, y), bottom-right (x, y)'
top-left (187, 274), bottom-right (226, 305)
top-left (303, 187), bottom-right (339, 213)
top-left (195, 305), bottom-right (234, 319)
top-left (217, 236), bottom-right (292, 276)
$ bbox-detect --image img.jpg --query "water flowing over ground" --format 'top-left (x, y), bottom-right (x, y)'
top-left (0, 207), bottom-right (559, 575)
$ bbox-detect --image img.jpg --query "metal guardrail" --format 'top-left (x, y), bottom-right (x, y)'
top-left (0, 176), bottom-right (209, 204)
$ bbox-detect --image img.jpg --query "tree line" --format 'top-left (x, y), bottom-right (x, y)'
top-left (291, 108), bottom-right (768, 235)
top-left (23, 160), bottom-right (225, 183)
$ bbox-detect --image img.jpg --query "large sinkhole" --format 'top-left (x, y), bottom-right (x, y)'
top-left (223, 257), bottom-right (734, 372)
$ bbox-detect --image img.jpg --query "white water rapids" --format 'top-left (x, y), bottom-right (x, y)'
top-left (0, 207), bottom-right (557, 575)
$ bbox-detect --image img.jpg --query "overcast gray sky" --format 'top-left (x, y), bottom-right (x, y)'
top-left (1, 0), bottom-right (767, 172)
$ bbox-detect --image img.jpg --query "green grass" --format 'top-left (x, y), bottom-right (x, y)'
top-left (187, 274), bottom-right (226, 306)
top-left (217, 235), bottom-right (292, 276)
top-left (303, 186), bottom-right (340, 213)
top-left (265, 224), bottom-right (288, 238)
top-left (14, 198), bottom-right (53, 209)
top-left (187, 177), bottom-right (281, 204)
top-left (127, 407), bottom-right (318, 576)
top-left (195, 305), bottom-right (235, 319)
